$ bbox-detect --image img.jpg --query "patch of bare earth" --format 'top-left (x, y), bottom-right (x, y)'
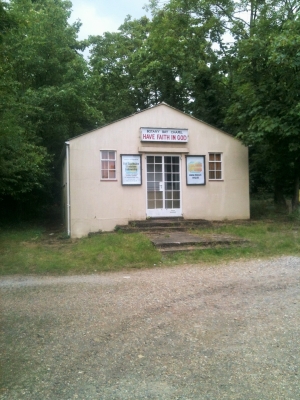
top-left (0, 256), bottom-right (299, 399)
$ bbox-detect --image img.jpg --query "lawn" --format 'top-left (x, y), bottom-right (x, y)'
top-left (0, 228), bottom-right (161, 275)
top-left (1, 214), bottom-right (300, 275)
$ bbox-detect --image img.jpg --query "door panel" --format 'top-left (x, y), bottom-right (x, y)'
top-left (146, 155), bottom-right (182, 217)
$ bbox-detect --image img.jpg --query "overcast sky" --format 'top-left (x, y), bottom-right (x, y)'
top-left (69, 0), bottom-right (151, 40)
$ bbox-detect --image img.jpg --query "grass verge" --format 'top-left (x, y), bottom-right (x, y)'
top-left (163, 221), bottom-right (300, 265)
top-left (0, 220), bottom-right (300, 275)
top-left (0, 228), bottom-right (161, 275)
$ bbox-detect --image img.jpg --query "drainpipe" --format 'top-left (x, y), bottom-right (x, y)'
top-left (66, 142), bottom-right (71, 237)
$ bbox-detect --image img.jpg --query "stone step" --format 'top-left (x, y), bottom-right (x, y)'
top-left (159, 244), bottom-right (238, 254)
top-left (115, 225), bottom-right (187, 233)
top-left (146, 231), bottom-right (248, 253)
top-left (129, 218), bottom-right (211, 228)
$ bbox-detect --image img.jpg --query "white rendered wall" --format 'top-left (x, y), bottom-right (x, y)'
top-left (67, 105), bottom-right (249, 238)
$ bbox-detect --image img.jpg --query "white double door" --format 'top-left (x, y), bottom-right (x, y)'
top-left (146, 155), bottom-right (182, 217)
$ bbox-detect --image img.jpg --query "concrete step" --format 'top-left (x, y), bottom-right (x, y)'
top-left (129, 218), bottom-right (211, 228)
top-left (146, 231), bottom-right (248, 253)
top-left (115, 226), bottom-right (187, 233)
top-left (159, 244), bottom-right (239, 254)
top-left (115, 218), bottom-right (212, 232)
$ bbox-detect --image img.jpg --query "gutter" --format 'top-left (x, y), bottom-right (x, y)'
top-left (66, 142), bottom-right (71, 237)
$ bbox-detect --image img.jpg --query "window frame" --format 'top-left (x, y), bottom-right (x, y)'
top-left (100, 150), bottom-right (117, 181)
top-left (208, 153), bottom-right (223, 181)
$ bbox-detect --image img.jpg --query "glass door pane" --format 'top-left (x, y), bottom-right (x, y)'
top-left (164, 156), bottom-right (180, 209)
top-left (147, 156), bottom-right (163, 209)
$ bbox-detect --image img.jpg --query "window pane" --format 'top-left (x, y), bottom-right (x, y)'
top-left (208, 153), bottom-right (222, 180)
top-left (147, 173), bottom-right (155, 181)
top-left (155, 164), bottom-right (162, 172)
top-left (147, 182), bottom-right (155, 191)
top-left (173, 191), bottom-right (180, 200)
top-left (147, 164), bottom-right (154, 172)
top-left (148, 192), bottom-right (155, 200)
top-left (147, 156), bottom-right (154, 163)
top-left (165, 164), bottom-right (172, 173)
top-left (165, 191), bottom-right (172, 199)
top-left (173, 200), bottom-right (180, 208)
top-left (101, 151), bottom-right (116, 179)
top-left (148, 200), bottom-right (155, 209)
top-left (165, 156), bottom-right (172, 163)
top-left (165, 200), bottom-right (172, 208)
top-left (155, 156), bottom-right (162, 163)
top-left (156, 199), bottom-right (163, 208)
top-left (101, 151), bottom-right (108, 160)
top-left (165, 173), bottom-right (172, 182)
top-left (156, 191), bottom-right (163, 200)
top-left (155, 173), bottom-right (163, 181)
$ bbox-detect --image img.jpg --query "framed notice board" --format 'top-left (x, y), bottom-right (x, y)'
top-left (186, 155), bottom-right (206, 185)
top-left (121, 154), bottom-right (142, 186)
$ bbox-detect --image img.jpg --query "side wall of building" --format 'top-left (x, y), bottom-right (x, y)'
top-left (68, 105), bottom-right (249, 238)
top-left (61, 151), bottom-right (68, 233)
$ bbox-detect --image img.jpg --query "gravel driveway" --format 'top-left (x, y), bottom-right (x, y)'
top-left (1, 256), bottom-right (299, 399)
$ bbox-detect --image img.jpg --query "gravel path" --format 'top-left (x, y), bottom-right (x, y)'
top-left (1, 256), bottom-right (300, 399)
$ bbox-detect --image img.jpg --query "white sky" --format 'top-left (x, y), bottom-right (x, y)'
top-left (69, 0), bottom-right (151, 40)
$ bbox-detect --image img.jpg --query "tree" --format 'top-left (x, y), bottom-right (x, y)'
top-left (225, 1), bottom-right (300, 208)
top-left (0, 0), bottom-right (102, 216)
top-left (88, 3), bottom-right (229, 129)
top-left (0, 0), bottom-right (50, 204)
top-left (88, 16), bottom-right (152, 123)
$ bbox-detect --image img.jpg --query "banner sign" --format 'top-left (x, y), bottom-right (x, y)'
top-left (186, 155), bottom-right (206, 185)
top-left (121, 155), bottom-right (142, 186)
top-left (140, 127), bottom-right (188, 143)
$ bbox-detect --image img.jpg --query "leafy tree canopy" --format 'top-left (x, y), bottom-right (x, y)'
top-left (0, 0), bottom-right (103, 213)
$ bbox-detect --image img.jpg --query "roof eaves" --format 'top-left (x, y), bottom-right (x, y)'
top-left (66, 103), bottom-right (163, 142)
top-left (158, 102), bottom-right (237, 140)
top-left (66, 102), bottom-right (241, 144)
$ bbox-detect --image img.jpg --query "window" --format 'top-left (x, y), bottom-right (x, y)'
top-left (101, 151), bottom-right (116, 180)
top-left (209, 153), bottom-right (222, 180)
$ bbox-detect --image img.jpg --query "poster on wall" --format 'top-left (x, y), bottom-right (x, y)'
top-left (121, 155), bottom-right (142, 185)
top-left (186, 155), bottom-right (206, 185)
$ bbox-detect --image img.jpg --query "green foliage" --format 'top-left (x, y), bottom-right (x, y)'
top-left (88, 16), bottom-right (152, 123)
top-left (0, 0), bottom-right (103, 213)
top-left (88, 6), bottom-right (228, 128)
top-left (224, 1), bottom-right (300, 203)
top-left (1, 0), bottom-right (300, 217)
top-left (0, 128), bottom-right (50, 198)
